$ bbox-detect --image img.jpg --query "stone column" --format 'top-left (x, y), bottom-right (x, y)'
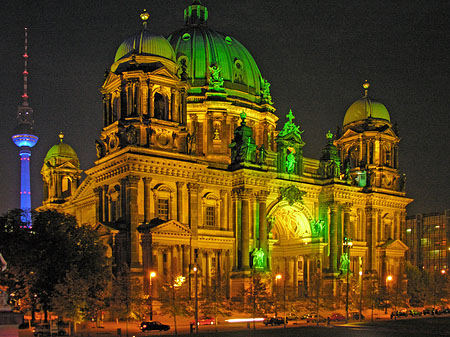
top-left (205, 250), bottom-right (211, 287)
top-left (329, 204), bottom-right (338, 273)
top-left (166, 247), bottom-right (172, 275)
top-left (127, 175), bottom-right (141, 268)
top-left (102, 185), bottom-right (109, 223)
top-left (143, 178), bottom-right (152, 223)
top-left (288, 257), bottom-right (295, 290)
top-left (120, 178), bottom-right (128, 223)
top-left (170, 89), bottom-right (176, 121)
top-left (156, 248), bottom-right (164, 283)
top-left (240, 188), bottom-right (252, 270)
top-left (343, 203), bottom-right (352, 240)
top-left (293, 257), bottom-right (298, 297)
top-left (366, 207), bottom-right (376, 271)
top-left (187, 183), bottom-right (201, 234)
top-left (256, 190), bottom-right (269, 269)
top-left (176, 182), bottom-right (184, 222)
top-left (141, 232), bottom-right (153, 295)
top-left (231, 189), bottom-right (238, 269)
top-left (94, 187), bottom-right (103, 223)
top-left (220, 190), bottom-right (227, 230)
top-left (182, 245), bottom-right (189, 276)
top-left (148, 83), bottom-right (154, 118)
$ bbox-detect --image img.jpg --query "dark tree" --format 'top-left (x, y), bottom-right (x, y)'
top-left (0, 209), bottom-right (111, 322)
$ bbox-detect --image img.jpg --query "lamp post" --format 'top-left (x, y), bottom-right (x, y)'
top-left (193, 266), bottom-right (199, 334)
top-left (359, 271), bottom-right (363, 322)
top-left (149, 271), bottom-right (156, 320)
top-left (386, 275), bottom-right (392, 315)
top-left (343, 237), bottom-right (353, 323)
top-left (274, 274), bottom-right (282, 317)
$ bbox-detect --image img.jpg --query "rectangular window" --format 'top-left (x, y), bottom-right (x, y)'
top-left (206, 206), bottom-right (215, 226)
top-left (158, 198), bottom-right (169, 221)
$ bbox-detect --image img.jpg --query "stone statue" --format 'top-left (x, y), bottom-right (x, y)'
top-left (208, 64), bottom-right (224, 90)
top-left (258, 145), bottom-right (268, 165)
top-left (340, 253), bottom-right (350, 274)
top-left (252, 248), bottom-right (265, 268)
top-left (286, 150), bottom-right (296, 174)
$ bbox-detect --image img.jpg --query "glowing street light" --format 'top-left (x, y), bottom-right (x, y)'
top-left (385, 275), bottom-right (393, 315)
top-left (274, 274), bottom-right (282, 317)
top-left (343, 237), bottom-right (353, 322)
top-left (359, 270), bottom-right (363, 322)
top-left (193, 266), bottom-right (199, 334)
top-left (149, 271), bottom-right (156, 320)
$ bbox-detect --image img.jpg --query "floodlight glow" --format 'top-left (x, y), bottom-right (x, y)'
top-left (225, 318), bottom-right (264, 323)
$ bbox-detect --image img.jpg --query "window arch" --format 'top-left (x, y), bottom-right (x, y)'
top-left (201, 192), bottom-right (220, 228)
top-left (152, 184), bottom-right (174, 221)
top-left (154, 92), bottom-right (169, 120)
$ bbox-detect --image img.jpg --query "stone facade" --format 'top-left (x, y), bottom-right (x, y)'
top-left (40, 3), bottom-right (412, 299)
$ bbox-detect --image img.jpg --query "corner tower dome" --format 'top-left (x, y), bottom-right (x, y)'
top-left (343, 81), bottom-right (390, 126)
top-left (167, 1), bottom-right (265, 101)
top-left (44, 132), bottom-right (79, 168)
top-left (114, 9), bottom-right (176, 63)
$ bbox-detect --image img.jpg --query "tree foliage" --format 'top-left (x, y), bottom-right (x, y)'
top-left (0, 209), bottom-right (111, 321)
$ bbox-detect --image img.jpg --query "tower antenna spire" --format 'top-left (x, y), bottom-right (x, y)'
top-left (12, 27), bottom-right (39, 225)
top-left (22, 28), bottom-right (29, 106)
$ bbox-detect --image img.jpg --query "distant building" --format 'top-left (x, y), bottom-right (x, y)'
top-left (40, 2), bottom-right (412, 298)
top-left (12, 28), bottom-right (38, 223)
top-left (404, 210), bottom-right (450, 271)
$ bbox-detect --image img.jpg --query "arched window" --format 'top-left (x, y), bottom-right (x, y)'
top-left (154, 92), bottom-right (169, 120)
top-left (62, 177), bottom-right (72, 196)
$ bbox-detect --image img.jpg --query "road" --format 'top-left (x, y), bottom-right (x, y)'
top-left (6, 316), bottom-right (450, 337)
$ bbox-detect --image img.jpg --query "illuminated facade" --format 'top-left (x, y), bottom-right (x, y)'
top-left (41, 2), bottom-right (412, 298)
top-left (404, 210), bottom-right (450, 271)
top-left (12, 28), bottom-right (38, 221)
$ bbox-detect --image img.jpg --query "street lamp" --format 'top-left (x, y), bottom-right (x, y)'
top-left (359, 271), bottom-right (363, 322)
top-left (343, 237), bottom-right (353, 323)
top-left (149, 271), bottom-right (156, 320)
top-left (274, 274), bottom-right (282, 317)
top-left (193, 266), bottom-right (199, 334)
top-left (386, 275), bottom-right (392, 315)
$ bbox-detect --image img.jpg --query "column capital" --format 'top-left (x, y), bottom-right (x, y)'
top-left (187, 182), bottom-right (202, 193)
top-left (232, 187), bottom-right (252, 199)
top-left (143, 177), bottom-right (152, 185)
top-left (176, 181), bottom-right (185, 189)
top-left (93, 186), bottom-right (103, 194)
top-left (342, 202), bottom-right (353, 212)
top-left (255, 190), bottom-right (270, 202)
top-left (127, 175), bottom-right (141, 185)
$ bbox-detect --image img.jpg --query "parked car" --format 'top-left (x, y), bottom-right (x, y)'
top-left (190, 317), bottom-right (215, 326)
top-left (263, 317), bottom-right (285, 326)
top-left (390, 310), bottom-right (408, 318)
top-left (305, 314), bottom-right (326, 323)
top-left (407, 309), bottom-right (422, 316)
top-left (32, 323), bottom-right (68, 336)
top-left (423, 307), bottom-right (440, 315)
top-left (139, 321), bottom-right (170, 331)
top-left (440, 307), bottom-right (450, 314)
top-left (286, 313), bottom-right (299, 321)
top-left (350, 311), bottom-right (364, 320)
top-left (329, 313), bottom-right (345, 321)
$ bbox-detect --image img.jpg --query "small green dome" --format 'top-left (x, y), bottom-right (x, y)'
top-left (44, 133), bottom-right (79, 168)
top-left (167, 2), bottom-right (264, 100)
top-left (114, 30), bottom-right (176, 63)
top-left (343, 82), bottom-right (390, 126)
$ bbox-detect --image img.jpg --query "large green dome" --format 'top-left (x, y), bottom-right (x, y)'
top-left (343, 82), bottom-right (390, 126)
top-left (44, 133), bottom-right (79, 168)
top-left (167, 1), bottom-right (264, 98)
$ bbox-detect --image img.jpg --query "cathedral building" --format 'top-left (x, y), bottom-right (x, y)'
top-left (40, 1), bottom-right (412, 298)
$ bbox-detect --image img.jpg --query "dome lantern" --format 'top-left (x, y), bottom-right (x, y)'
top-left (184, 0), bottom-right (208, 26)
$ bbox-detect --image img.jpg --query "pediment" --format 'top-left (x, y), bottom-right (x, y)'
top-left (150, 220), bottom-right (192, 237)
top-left (55, 161), bottom-right (80, 171)
top-left (340, 128), bottom-right (359, 139)
top-left (379, 239), bottom-right (408, 251)
top-left (149, 67), bottom-right (179, 81)
top-left (93, 222), bottom-right (119, 236)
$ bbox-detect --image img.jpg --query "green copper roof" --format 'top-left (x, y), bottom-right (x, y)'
top-left (343, 96), bottom-right (391, 126)
top-left (343, 81), bottom-right (391, 126)
top-left (168, 2), bottom-right (264, 100)
top-left (115, 30), bottom-right (176, 63)
top-left (44, 133), bottom-right (79, 167)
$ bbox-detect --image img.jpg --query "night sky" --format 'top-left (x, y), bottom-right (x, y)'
top-left (0, 0), bottom-right (449, 215)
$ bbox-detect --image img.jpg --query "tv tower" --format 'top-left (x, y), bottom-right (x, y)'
top-left (11, 28), bottom-right (38, 222)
